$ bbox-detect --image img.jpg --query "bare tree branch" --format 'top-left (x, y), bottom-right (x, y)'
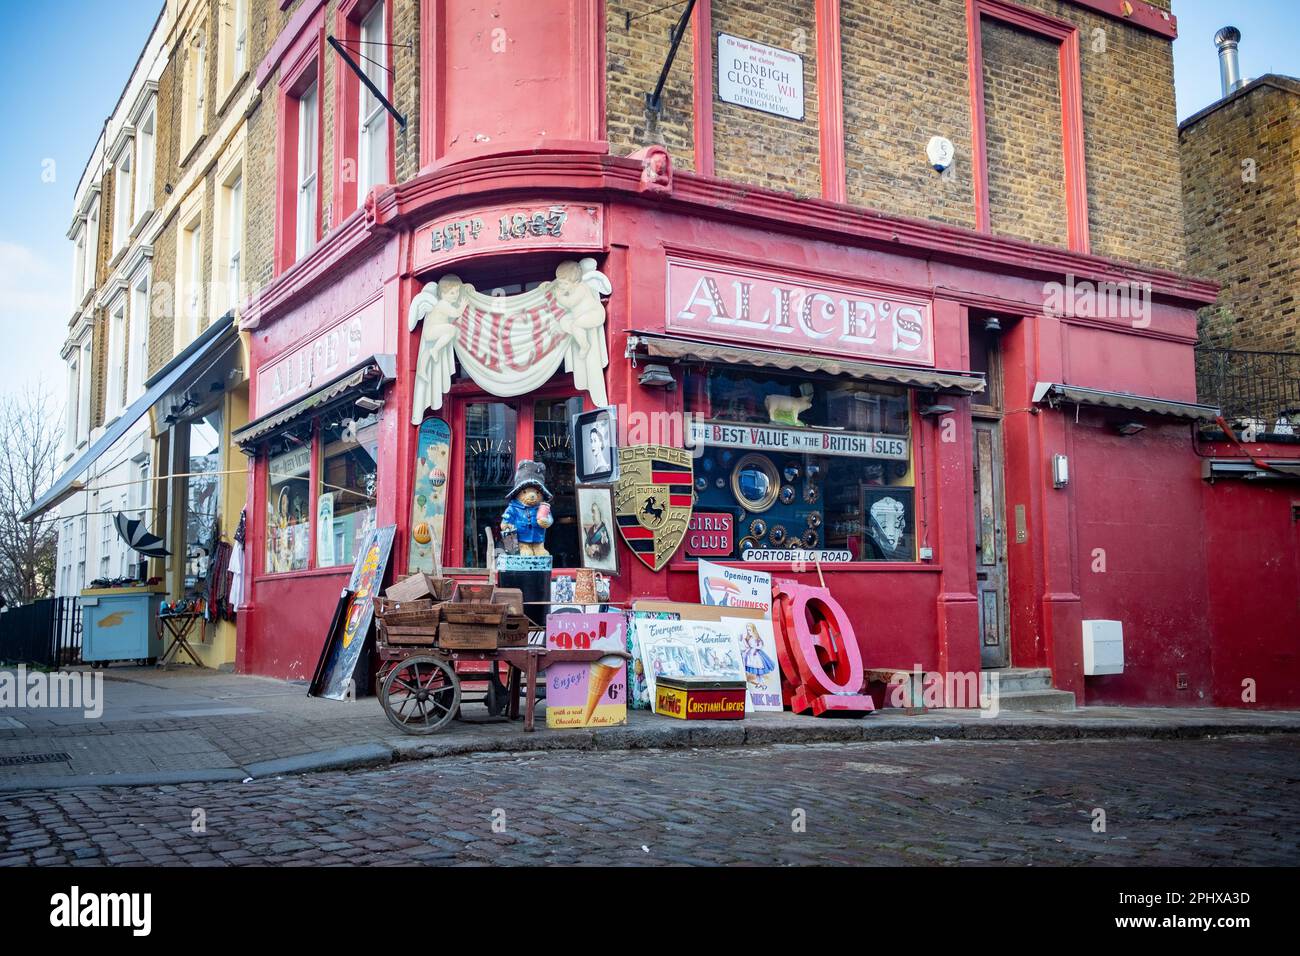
top-left (0, 382), bottom-right (64, 605)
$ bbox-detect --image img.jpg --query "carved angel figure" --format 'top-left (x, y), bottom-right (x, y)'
top-left (552, 258), bottom-right (612, 359)
top-left (409, 274), bottom-right (469, 423)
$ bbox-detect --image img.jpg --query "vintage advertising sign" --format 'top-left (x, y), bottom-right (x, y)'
top-left (310, 525), bottom-right (397, 701)
top-left (409, 259), bottom-right (611, 420)
top-left (717, 33), bottom-right (804, 120)
top-left (545, 612), bottom-right (628, 729)
top-left (685, 512), bottom-right (735, 557)
top-left (689, 420), bottom-right (910, 461)
top-left (667, 256), bottom-right (935, 366)
top-left (634, 617), bottom-right (748, 714)
top-left (412, 202), bottom-right (604, 274)
top-left (408, 417), bottom-right (451, 575)
top-left (256, 298), bottom-right (386, 418)
top-left (697, 558), bottom-right (772, 613)
top-left (614, 445), bottom-right (693, 571)
top-left (721, 617), bottom-right (784, 713)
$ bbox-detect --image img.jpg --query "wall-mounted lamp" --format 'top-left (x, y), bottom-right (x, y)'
top-left (918, 402), bottom-right (955, 418)
top-left (983, 316), bottom-right (1003, 333)
top-left (1052, 453), bottom-right (1070, 488)
top-left (638, 364), bottom-right (676, 390)
top-left (354, 395), bottom-right (384, 412)
top-left (1114, 421), bottom-right (1146, 436)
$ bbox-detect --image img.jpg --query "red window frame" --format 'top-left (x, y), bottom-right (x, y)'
top-left (333, 0), bottom-right (395, 226)
top-left (966, 0), bottom-right (1090, 254)
top-left (442, 381), bottom-right (590, 571)
top-left (273, 13), bottom-right (325, 275)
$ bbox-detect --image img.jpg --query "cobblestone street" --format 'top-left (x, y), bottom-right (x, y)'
top-left (1, 735), bottom-right (1296, 866)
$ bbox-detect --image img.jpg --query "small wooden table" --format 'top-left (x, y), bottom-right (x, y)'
top-left (157, 613), bottom-right (205, 667)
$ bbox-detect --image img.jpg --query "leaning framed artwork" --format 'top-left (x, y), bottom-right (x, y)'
top-left (576, 484), bottom-right (619, 574)
top-left (573, 407), bottom-right (619, 484)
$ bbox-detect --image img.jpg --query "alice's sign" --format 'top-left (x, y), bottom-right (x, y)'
top-left (412, 202), bottom-right (603, 274)
top-left (409, 259), bottom-right (612, 423)
top-left (717, 34), bottom-right (804, 120)
top-left (667, 257), bottom-right (935, 366)
top-left (689, 420), bottom-right (909, 461)
top-left (256, 298), bottom-right (385, 417)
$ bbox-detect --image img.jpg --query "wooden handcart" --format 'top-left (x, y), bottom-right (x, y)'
top-left (372, 589), bottom-right (629, 734)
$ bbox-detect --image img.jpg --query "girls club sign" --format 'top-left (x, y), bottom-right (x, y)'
top-left (666, 257), bottom-right (935, 366)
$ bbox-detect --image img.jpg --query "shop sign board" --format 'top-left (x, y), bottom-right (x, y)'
top-left (412, 202), bottom-right (604, 275)
top-left (742, 548), bottom-right (853, 563)
top-left (685, 512), bottom-right (735, 557)
top-left (256, 298), bottom-right (386, 418)
top-left (689, 420), bottom-right (909, 461)
top-left (717, 34), bottom-right (804, 120)
top-left (697, 558), bottom-right (772, 613)
top-left (667, 257), bottom-right (935, 366)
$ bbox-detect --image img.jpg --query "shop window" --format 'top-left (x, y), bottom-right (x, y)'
top-left (317, 413), bottom-right (380, 568)
top-left (683, 366), bottom-right (917, 562)
top-left (457, 394), bottom-right (584, 569)
top-left (461, 402), bottom-right (518, 569)
top-left (184, 409), bottom-right (224, 592)
top-left (266, 425), bottom-right (313, 574)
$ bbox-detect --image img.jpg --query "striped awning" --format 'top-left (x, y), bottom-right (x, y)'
top-left (1032, 382), bottom-right (1220, 421)
top-left (627, 332), bottom-right (986, 394)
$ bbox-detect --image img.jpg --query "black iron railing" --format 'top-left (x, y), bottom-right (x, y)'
top-left (1196, 347), bottom-right (1300, 429)
top-left (0, 597), bottom-right (81, 668)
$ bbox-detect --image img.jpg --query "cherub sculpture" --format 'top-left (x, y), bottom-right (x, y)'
top-left (553, 258), bottom-right (612, 359)
top-left (409, 274), bottom-right (469, 423)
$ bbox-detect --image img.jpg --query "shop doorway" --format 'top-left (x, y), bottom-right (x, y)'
top-left (973, 418), bottom-right (1009, 667)
top-left (968, 312), bottom-right (1010, 668)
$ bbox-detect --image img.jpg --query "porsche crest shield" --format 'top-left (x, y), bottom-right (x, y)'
top-left (614, 445), bottom-right (693, 571)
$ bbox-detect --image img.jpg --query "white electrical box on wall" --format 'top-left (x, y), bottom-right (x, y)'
top-left (1083, 620), bottom-right (1124, 675)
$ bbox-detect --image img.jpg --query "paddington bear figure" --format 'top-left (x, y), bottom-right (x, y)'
top-left (500, 460), bottom-right (554, 557)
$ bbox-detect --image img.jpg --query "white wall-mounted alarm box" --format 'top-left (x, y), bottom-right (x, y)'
top-left (1082, 619), bottom-right (1124, 675)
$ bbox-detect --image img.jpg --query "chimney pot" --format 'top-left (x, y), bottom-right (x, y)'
top-left (1214, 26), bottom-right (1244, 98)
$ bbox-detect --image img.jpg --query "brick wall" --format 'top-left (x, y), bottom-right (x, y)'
top-left (710, 0), bottom-right (819, 197)
top-left (841, 0), bottom-right (976, 228)
top-left (982, 19), bottom-right (1068, 248)
top-left (1180, 78), bottom-right (1300, 351)
top-left (606, 0), bottom-right (697, 169)
top-left (602, 0), bottom-right (1186, 273)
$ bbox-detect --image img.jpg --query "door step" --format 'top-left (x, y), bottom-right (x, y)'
top-left (993, 688), bottom-right (1077, 712)
top-left (984, 667), bottom-right (1052, 693)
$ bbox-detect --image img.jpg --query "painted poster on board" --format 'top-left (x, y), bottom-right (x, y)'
top-left (697, 558), bottom-right (772, 613)
top-left (722, 617), bottom-right (783, 712)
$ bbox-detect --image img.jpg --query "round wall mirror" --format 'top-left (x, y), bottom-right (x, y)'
top-left (731, 454), bottom-right (780, 513)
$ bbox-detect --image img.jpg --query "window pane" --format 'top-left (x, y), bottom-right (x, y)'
top-left (532, 396), bottom-right (583, 568)
top-left (318, 413), bottom-right (379, 567)
top-left (683, 366), bottom-right (915, 562)
top-left (462, 403), bottom-right (516, 568)
top-left (184, 409), bottom-right (224, 592)
top-left (266, 427), bottom-right (312, 573)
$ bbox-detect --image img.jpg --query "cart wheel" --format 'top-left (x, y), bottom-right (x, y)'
top-left (484, 671), bottom-right (512, 718)
top-left (381, 656), bottom-right (461, 734)
top-left (374, 661), bottom-right (398, 698)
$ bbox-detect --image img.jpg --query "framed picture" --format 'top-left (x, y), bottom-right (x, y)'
top-left (576, 484), bottom-right (619, 574)
top-left (573, 407), bottom-right (619, 484)
top-left (860, 486), bottom-right (915, 562)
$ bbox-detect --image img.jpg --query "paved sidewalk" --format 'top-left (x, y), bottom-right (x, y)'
top-left (1, 665), bottom-right (1298, 790)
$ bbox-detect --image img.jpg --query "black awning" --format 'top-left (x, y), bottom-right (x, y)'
top-left (233, 355), bottom-right (396, 449)
top-left (23, 318), bottom-right (240, 522)
top-left (627, 331), bottom-right (986, 394)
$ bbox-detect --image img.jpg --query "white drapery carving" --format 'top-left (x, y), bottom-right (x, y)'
top-left (409, 258), bottom-right (611, 424)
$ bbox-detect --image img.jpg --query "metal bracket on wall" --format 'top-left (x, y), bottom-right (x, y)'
top-left (637, 0), bottom-right (697, 115)
top-left (327, 35), bottom-right (407, 130)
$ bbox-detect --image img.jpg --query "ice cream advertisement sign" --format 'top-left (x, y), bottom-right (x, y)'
top-left (545, 613), bottom-right (628, 729)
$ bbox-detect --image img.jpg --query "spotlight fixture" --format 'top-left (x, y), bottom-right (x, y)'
top-left (1115, 421), bottom-right (1146, 436)
top-left (354, 395), bottom-right (384, 412)
top-left (984, 316), bottom-right (1003, 333)
top-left (638, 364), bottom-right (676, 389)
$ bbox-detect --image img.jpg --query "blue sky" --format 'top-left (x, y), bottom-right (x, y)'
top-left (0, 0), bottom-right (1296, 417)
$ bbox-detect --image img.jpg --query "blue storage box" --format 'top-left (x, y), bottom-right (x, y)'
top-left (80, 588), bottom-right (166, 664)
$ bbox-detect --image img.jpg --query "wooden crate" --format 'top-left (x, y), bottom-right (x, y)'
top-left (440, 602), bottom-right (505, 626)
top-left (374, 597), bottom-right (440, 629)
top-left (378, 621), bottom-right (439, 646)
top-left (438, 622), bottom-right (500, 650)
top-left (499, 613), bottom-right (532, 647)
top-left (457, 582), bottom-right (496, 603)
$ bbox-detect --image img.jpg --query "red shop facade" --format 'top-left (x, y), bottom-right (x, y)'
top-left (231, 146), bottom-right (1251, 707)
